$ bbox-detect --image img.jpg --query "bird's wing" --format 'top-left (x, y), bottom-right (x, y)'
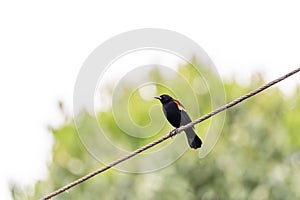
top-left (180, 109), bottom-right (194, 128)
top-left (172, 100), bottom-right (193, 127)
top-left (173, 100), bottom-right (185, 111)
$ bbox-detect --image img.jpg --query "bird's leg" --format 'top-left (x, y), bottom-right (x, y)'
top-left (169, 128), bottom-right (178, 138)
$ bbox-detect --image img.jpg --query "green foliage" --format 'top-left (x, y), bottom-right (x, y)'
top-left (12, 63), bottom-right (300, 200)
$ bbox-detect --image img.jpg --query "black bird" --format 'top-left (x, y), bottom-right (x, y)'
top-left (155, 94), bottom-right (202, 149)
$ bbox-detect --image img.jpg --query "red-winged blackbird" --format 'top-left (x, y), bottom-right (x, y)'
top-left (155, 94), bottom-right (202, 149)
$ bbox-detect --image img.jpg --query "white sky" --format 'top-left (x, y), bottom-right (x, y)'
top-left (1, 1), bottom-right (300, 199)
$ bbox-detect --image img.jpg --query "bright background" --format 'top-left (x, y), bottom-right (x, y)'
top-left (1, 1), bottom-right (300, 199)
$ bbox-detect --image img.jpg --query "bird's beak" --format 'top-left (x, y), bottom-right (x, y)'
top-left (154, 96), bottom-right (161, 100)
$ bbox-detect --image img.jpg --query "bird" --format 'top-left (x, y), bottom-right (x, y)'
top-left (155, 94), bottom-right (202, 149)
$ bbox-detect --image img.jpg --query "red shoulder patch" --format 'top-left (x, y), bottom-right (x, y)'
top-left (173, 100), bottom-right (185, 110)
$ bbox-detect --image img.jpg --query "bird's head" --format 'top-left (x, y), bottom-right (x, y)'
top-left (154, 94), bottom-right (174, 104)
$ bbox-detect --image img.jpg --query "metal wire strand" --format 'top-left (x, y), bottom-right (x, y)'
top-left (41, 67), bottom-right (300, 200)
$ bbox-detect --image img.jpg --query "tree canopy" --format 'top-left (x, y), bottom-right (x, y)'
top-left (11, 62), bottom-right (300, 200)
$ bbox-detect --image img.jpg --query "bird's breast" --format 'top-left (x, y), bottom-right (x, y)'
top-left (163, 102), bottom-right (181, 128)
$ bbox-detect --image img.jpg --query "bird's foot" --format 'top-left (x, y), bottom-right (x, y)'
top-left (169, 129), bottom-right (178, 138)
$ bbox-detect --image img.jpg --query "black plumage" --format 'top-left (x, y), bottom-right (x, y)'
top-left (155, 94), bottom-right (202, 149)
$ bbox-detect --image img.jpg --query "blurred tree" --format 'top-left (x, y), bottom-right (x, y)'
top-left (11, 62), bottom-right (300, 200)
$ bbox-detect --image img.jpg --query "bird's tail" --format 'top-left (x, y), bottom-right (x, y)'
top-left (184, 128), bottom-right (202, 149)
top-left (180, 110), bottom-right (202, 149)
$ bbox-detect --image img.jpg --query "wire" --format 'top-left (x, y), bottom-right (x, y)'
top-left (41, 67), bottom-right (300, 200)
